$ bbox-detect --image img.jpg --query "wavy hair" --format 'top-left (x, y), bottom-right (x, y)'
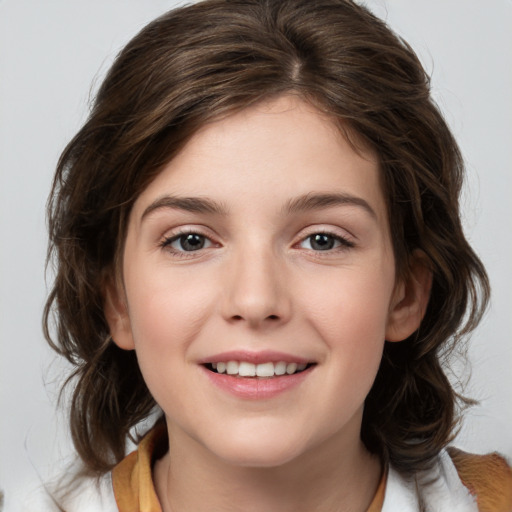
top-left (44, 0), bottom-right (489, 475)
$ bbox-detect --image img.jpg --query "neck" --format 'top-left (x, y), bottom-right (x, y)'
top-left (154, 421), bottom-right (382, 512)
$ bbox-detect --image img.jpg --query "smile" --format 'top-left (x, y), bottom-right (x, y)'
top-left (206, 361), bottom-right (311, 377)
top-left (199, 350), bottom-right (317, 399)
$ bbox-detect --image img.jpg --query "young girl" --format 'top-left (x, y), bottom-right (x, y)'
top-left (43, 0), bottom-right (512, 510)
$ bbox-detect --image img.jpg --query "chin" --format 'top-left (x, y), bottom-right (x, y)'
top-left (219, 445), bottom-right (302, 469)
top-left (205, 429), bottom-right (312, 469)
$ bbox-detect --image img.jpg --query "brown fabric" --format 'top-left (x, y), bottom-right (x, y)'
top-left (367, 468), bottom-right (386, 512)
top-left (448, 447), bottom-right (512, 512)
top-left (112, 425), bottom-right (166, 512)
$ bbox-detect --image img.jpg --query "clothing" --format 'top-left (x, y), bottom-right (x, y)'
top-left (110, 426), bottom-right (512, 512)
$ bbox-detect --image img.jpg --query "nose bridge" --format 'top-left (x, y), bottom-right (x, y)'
top-left (222, 238), bottom-right (290, 327)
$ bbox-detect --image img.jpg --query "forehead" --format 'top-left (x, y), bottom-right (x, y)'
top-left (131, 95), bottom-right (386, 226)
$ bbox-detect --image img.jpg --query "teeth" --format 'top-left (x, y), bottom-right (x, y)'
top-left (274, 362), bottom-right (287, 375)
top-left (286, 362), bottom-right (298, 375)
top-left (238, 362), bottom-right (256, 377)
top-left (256, 362), bottom-right (274, 377)
top-left (226, 361), bottom-right (238, 375)
top-left (211, 360), bottom-right (309, 377)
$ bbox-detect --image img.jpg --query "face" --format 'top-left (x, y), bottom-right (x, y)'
top-left (107, 95), bottom-right (425, 468)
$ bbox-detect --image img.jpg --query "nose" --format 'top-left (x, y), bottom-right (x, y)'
top-left (220, 244), bottom-right (292, 329)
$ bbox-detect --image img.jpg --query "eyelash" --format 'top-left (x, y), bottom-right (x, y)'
top-left (297, 231), bottom-right (355, 252)
top-left (159, 229), bottom-right (355, 257)
top-left (159, 229), bottom-right (214, 258)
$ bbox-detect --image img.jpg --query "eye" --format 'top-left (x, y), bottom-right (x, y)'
top-left (162, 232), bottom-right (213, 252)
top-left (299, 232), bottom-right (353, 251)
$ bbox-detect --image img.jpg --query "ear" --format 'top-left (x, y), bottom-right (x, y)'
top-left (386, 250), bottom-right (432, 342)
top-left (103, 277), bottom-right (135, 350)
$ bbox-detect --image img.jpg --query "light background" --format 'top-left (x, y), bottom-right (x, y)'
top-left (1, 1), bottom-right (511, 509)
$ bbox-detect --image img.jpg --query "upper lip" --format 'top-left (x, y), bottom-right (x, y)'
top-left (198, 350), bottom-right (313, 365)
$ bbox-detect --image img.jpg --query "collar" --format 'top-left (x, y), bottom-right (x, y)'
top-left (115, 426), bottom-right (470, 512)
top-left (381, 450), bottom-right (478, 512)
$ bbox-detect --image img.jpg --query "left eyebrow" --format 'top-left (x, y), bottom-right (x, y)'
top-left (283, 193), bottom-right (377, 219)
top-left (141, 195), bottom-right (228, 220)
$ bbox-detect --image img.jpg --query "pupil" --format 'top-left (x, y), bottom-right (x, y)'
top-left (311, 234), bottom-right (334, 251)
top-left (181, 234), bottom-right (204, 251)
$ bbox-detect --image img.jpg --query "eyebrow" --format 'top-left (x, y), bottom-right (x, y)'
top-left (141, 192), bottom-right (376, 221)
top-left (141, 195), bottom-right (228, 220)
top-left (283, 193), bottom-right (377, 218)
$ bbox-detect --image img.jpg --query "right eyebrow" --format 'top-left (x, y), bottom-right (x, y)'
top-left (283, 192), bottom-right (377, 219)
top-left (141, 195), bottom-right (228, 221)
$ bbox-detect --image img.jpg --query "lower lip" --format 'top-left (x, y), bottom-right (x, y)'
top-left (201, 366), bottom-right (314, 400)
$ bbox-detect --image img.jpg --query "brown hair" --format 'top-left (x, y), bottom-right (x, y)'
top-left (44, 0), bottom-right (489, 476)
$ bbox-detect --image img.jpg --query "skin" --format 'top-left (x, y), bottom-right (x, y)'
top-left (106, 95), bottom-right (431, 511)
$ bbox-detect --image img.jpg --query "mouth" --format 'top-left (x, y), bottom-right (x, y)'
top-left (200, 353), bottom-right (316, 399)
top-left (204, 361), bottom-right (315, 378)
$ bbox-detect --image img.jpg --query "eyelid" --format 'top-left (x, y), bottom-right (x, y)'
top-left (300, 234), bottom-right (354, 251)
top-left (159, 225), bottom-right (221, 255)
top-left (163, 232), bottom-right (213, 249)
top-left (157, 224), bottom-right (355, 257)
top-left (295, 225), bottom-right (355, 244)
top-left (159, 224), bottom-right (216, 241)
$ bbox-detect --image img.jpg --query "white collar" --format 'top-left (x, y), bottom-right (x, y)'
top-left (381, 449), bottom-right (478, 512)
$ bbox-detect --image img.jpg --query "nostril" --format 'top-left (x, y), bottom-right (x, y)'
top-left (228, 313), bottom-right (281, 323)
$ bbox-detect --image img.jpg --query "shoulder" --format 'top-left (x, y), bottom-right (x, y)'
top-left (448, 447), bottom-right (512, 512)
top-left (62, 473), bottom-right (118, 512)
top-left (383, 449), bottom-right (511, 512)
top-left (21, 472), bottom-right (117, 512)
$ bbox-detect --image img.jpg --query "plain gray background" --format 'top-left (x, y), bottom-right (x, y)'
top-left (1, 1), bottom-right (511, 509)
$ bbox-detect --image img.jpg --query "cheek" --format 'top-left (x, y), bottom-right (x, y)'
top-left (123, 264), bottom-right (216, 384)
top-left (126, 256), bottom-right (209, 334)
top-left (123, 273), bottom-right (216, 423)
top-left (304, 267), bottom-right (394, 340)
top-left (299, 262), bottom-right (394, 385)
top-left (307, 274), bottom-right (393, 421)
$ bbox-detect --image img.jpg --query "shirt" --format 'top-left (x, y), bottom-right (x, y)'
top-left (106, 425), bottom-right (511, 511)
